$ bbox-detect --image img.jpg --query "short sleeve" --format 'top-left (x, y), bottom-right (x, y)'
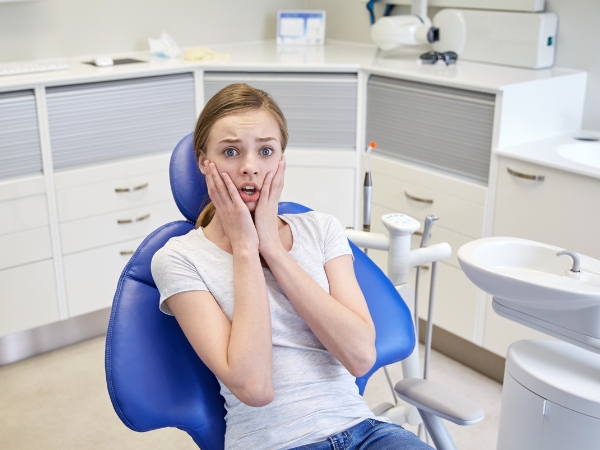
top-left (320, 213), bottom-right (353, 264)
top-left (151, 240), bottom-right (209, 315)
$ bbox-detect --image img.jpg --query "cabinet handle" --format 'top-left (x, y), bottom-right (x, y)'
top-left (507, 167), bottom-right (545, 181)
top-left (405, 191), bottom-right (434, 204)
top-left (117, 213), bottom-right (150, 224)
top-left (115, 182), bottom-right (149, 193)
top-left (120, 250), bottom-right (134, 256)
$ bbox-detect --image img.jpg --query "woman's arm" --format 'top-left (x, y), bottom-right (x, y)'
top-left (264, 250), bottom-right (376, 378)
top-left (254, 159), bottom-right (376, 377)
top-left (166, 162), bottom-right (274, 407)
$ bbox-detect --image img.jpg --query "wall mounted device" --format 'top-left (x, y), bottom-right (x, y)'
top-left (432, 9), bottom-right (558, 69)
top-left (358, 0), bottom-right (545, 13)
top-left (370, 0), bottom-right (440, 51)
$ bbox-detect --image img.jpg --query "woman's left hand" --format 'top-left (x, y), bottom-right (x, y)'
top-left (254, 157), bottom-right (286, 259)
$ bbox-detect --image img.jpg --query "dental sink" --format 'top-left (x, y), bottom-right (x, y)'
top-left (458, 237), bottom-right (600, 354)
top-left (556, 141), bottom-right (600, 168)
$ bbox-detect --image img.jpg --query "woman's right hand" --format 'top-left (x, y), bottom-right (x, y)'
top-left (204, 160), bottom-right (259, 251)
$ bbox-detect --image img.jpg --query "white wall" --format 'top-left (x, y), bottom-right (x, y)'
top-left (308, 0), bottom-right (600, 132)
top-left (0, 0), bottom-right (302, 61)
top-left (1, 0), bottom-right (597, 131)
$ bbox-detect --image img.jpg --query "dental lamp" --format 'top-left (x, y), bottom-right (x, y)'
top-left (369, 0), bottom-right (439, 51)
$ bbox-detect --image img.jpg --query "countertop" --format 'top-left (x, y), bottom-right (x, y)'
top-left (0, 40), bottom-right (583, 94)
top-left (495, 131), bottom-right (600, 180)
top-left (1, 40), bottom-right (592, 179)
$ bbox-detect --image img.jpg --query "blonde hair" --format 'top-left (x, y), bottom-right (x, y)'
top-left (194, 84), bottom-right (288, 228)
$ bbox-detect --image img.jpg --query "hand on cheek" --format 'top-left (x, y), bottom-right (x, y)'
top-left (255, 157), bottom-right (286, 259)
top-left (204, 160), bottom-right (258, 250)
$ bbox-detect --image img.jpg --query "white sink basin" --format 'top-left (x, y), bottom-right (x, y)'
top-left (556, 142), bottom-right (600, 168)
top-left (458, 237), bottom-right (600, 353)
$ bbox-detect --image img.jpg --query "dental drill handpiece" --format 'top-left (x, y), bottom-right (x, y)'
top-left (419, 215), bottom-right (439, 249)
top-left (363, 171), bottom-right (372, 232)
top-left (362, 142), bottom-right (376, 253)
top-left (363, 142), bottom-right (376, 232)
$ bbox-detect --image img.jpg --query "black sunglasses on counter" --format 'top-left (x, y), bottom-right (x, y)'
top-left (419, 51), bottom-right (458, 65)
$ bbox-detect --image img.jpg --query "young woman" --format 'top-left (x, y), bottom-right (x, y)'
top-left (151, 84), bottom-right (433, 450)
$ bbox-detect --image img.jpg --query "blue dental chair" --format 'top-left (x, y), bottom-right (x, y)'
top-left (105, 133), bottom-right (417, 449)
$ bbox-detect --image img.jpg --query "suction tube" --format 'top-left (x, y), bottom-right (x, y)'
top-left (363, 142), bottom-right (376, 232)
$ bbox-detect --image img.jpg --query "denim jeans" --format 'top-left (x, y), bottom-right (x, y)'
top-left (289, 418), bottom-right (435, 450)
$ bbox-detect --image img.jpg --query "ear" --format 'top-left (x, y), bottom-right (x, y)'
top-left (198, 154), bottom-right (207, 174)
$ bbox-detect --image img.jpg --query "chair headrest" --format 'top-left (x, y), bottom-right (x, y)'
top-left (170, 133), bottom-right (208, 223)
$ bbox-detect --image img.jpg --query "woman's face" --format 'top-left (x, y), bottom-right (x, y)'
top-left (199, 109), bottom-right (284, 212)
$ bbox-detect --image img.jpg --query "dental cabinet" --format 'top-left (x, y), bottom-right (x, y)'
top-left (0, 42), bottom-right (587, 365)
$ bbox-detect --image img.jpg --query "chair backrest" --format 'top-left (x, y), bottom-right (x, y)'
top-left (106, 133), bottom-right (415, 450)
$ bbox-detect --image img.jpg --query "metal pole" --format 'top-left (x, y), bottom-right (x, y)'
top-left (423, 261), bottom-right (437, 380)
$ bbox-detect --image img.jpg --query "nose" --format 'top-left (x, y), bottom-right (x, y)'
top-left (240, 153), bottom-right (259, 176)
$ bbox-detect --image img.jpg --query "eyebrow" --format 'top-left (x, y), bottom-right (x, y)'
top-left (218, 137), bottom-right (279, 144)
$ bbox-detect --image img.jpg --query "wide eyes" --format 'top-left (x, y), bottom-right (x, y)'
top-left (222, 147), bottom-right (274, 157)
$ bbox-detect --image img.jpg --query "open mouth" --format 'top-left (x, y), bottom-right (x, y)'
top-left (239, 184), bottom-right (260, 203)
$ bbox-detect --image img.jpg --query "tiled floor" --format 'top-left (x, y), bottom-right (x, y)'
top-left (0, 337), bottom-right (501, 449)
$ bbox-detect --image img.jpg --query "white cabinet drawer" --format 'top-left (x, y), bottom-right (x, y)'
top-left (60, 200), bottom-right (182, 255)
top-left (372, 171), bottom-right (485, 238)
top-left (371, 154), bottom-right (487, 205)
top-left (0, 227), bottom-right (52, 270)
top-left (0, 260), bottom-right (59, 337)
top-left (494, 157), bottom-right (600, 259)
top-left (0, 194), bottom-right (48, 236)
top-left (56, 170), bottom-right (172, 222)
top-left (370, 156), bottom-right (486, 238)
top-left (0, 174), bottom-right (45, 202)
top-left (64, 237), bottom-right (144, 317)
top-left (54, 152), bottom-right (171, 190)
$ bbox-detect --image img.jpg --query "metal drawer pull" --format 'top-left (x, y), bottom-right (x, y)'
top-left (507, 167), bottom-right (545, 181)
top-left (115, 182), bottom-right (149, 193)
top-left (405, 191), bottom-right (434, 204)
top-left (117, 213), bottom-right (150, 224)
top-left (120, 250), bottom-right (134, 256)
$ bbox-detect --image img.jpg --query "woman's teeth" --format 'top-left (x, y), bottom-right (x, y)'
top-left (241, 187), bottom-right (256, 194)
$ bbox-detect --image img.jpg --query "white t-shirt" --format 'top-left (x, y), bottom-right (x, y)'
top-left (151, 211), bottom-right (377, 449)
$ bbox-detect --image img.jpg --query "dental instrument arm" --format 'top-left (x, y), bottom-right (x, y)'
top-left (345, 229), bottom-right (451, 271)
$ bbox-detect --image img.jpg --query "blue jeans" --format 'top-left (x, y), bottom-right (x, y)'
top-left (289, 418), bottom-right (435, 450)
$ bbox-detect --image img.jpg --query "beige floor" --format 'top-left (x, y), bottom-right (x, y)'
top-left (0, 337), bottom-right (501, 449)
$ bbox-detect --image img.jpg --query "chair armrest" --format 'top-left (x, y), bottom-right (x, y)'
top-left (394, 378), bottom-right (484, 426)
